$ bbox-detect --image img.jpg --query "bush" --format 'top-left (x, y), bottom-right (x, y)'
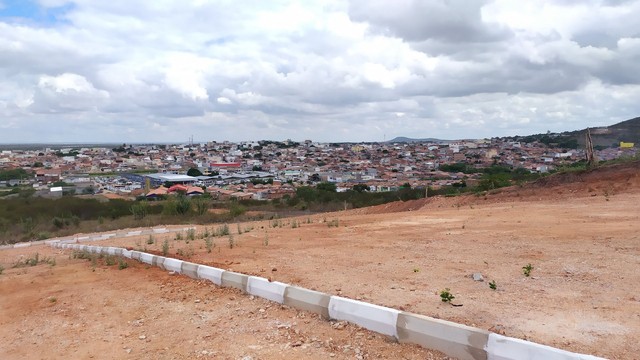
top-left (130, 201), bottom-right (150, 220)
top-left (228, 203), bottom-right (246, 218)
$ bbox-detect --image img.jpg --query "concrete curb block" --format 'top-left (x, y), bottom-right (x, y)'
top-left (328, 296), bottom-right (400, 338)
top-left (283, 286), bottom-right (331, 319)
top-left (221, 271), bottom-right (249, 292)
top-left (486, 333), bottom-right (604, 360)
top-left (197, 265), bottom-right (225, 286)
top-left (181, 262), bottom-right (200, 279)
top-left (397, 312), bottom-right (489, 360)
top-left (247, 276), bottom-right (288, 304)
top-left (152, 256), bottom-right (165, 268)
top-left (163, 258), bottom-right (183, 273)
top-left (139, 252), bottom-right (155, 265)
top-left (48, 243), bottom-right (606, 360)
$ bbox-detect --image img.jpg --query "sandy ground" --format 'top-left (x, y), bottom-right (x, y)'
top-left (1, 162), bottom-right (639, 359)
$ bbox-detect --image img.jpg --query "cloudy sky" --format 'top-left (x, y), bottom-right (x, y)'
top-left (1, 0), bottom-right (639, 143)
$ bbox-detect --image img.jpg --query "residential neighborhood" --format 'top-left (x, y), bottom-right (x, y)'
top-left (0, 136), bottom-right (637, 200)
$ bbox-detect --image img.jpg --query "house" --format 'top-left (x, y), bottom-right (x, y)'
top-left (35, 169), bottom-right (61, 183)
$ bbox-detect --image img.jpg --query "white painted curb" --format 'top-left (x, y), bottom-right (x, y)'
top-left (197, 265), bottom-right (225, 286)
top-left (247, 276), bottom-right (288, 304)
top-left (328, 296), bottom-right (400, 338)
top-left (486, 333), bottom-right (605, 360)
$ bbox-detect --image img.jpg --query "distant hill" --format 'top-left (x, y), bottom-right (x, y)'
top-left (573, 116), bottom-right (640, 148)
top-left (387, 137), bottom-right (451, 144)
top-left (516, 116), bottom-right (640, 149)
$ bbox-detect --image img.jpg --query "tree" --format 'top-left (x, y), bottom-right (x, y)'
top-left (316, 182), bottom-right (337, 192)
top-left (187, 168), bottom-right (203, 177)
top-left (352, 184), bottom-right (369, 192)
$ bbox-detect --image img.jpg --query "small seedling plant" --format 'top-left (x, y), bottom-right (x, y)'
top-left (522, 263), bottom-right (533, 277)
top-left (440, 288), bottom-right (455, 303)
top-left (489, 280), bottom-right (497, 290)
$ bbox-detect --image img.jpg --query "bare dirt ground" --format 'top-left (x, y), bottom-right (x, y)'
top-left (1, 161), bottom-right (639, 359)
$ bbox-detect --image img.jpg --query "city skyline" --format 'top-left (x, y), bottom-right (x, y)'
top-left (1, 0), bottom-right (639, 143)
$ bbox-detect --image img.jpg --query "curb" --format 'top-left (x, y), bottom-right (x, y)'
top-left (52, 242), bottom-right (606, 360)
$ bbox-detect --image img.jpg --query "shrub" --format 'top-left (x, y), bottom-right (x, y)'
top-left (192, 196), bottom-right (209, 216)
top-left (522, 263), bottom-right (533, 277)
top-left (228, 203), bottom-right (246, 218)
top-left (130, 201), bottom-right (149, 220)
top-left (118, 259), bottom-right (129, 270)
top-left (204, 237), bottom-right (213, 253)
top-left (105, 255), bottom-right (116, 266)
top-left (440, 288), bottom-right (455, 303)
top-left (186, 228), bottom-right (196, 241)
top-left (162, 239), bottom-right (169, 256)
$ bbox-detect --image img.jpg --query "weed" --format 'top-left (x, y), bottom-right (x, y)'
top-left (440, 288), bottom-right (455, 303)
top-left (202, 227), bottom-right (211, 239)
top-left (489, 280), bottom-right (497, 290)
top-left (48, 297), bottom-right (57, 303)
top-left (522, 263), bottom-right (533, 277)
top-left (216, 224), bottom-right (230, 236)
top-left (105, 255), bottom-right (116, 266)
top-left (186, 228), bottom-right (196, 241)
top-left (177, 245), bottom-right (195, 259)
top-left (14, 253), bottom-right (49, 268)
top-left (147, 235), bottom-right (155, 245)
top-left (228, 234), bottom-right (235, 249)
top-left (327, 219), bottom-right (339, 227)
top-left (162, 239), bottom-right (169, 256)
top-left (204, 237), bottom-right (213, 253)
top-left (291, 220), bottom-right (298, 229)
top-left (0, 264), bottom-right (4, 275)
top-left (237, 223), bottom-right (242, 234)
top-left (175, 232), bottom-right (183, 241)
top-left (413, 268), bottom-right (420, 273)
top-left (118, 258), bottom-right (129, 270)
top-left (263, 234), bottom-right (269, 246)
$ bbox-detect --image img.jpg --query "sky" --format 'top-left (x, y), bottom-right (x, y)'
top-left (0, 0), bottom-right (639, 143)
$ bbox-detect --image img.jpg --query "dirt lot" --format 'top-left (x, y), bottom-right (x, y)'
top-left (1, 162), bottom-right (639, 359)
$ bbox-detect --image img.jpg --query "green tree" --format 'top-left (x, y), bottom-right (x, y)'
top-left (478, 173), bottom-right (511, 191)
top-left (352, 184), bottom-right (369, 192)
top-left (187, 168), bottom-right (203, 177)
top-left (316, 182), bottom-right (337, 192)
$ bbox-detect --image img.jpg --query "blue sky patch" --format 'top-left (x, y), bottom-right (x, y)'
top-left (0, 0), bottom-right (75, 25)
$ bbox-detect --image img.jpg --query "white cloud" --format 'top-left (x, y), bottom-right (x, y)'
top-left (0, 0), bottom-right (638, 143)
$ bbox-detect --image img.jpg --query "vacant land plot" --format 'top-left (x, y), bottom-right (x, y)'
top-left (2, 163), bottom-right (639, 359)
